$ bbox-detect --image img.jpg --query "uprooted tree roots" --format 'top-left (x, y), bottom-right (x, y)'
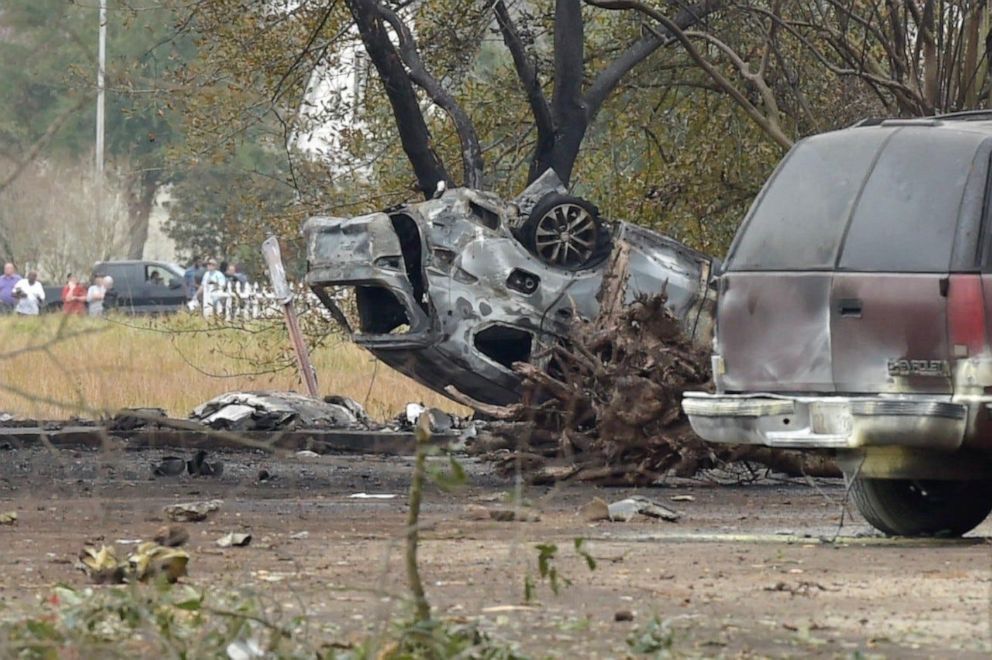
top-left (450, 245), bottom-right (839, 485)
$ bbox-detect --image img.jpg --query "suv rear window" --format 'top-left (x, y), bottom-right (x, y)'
top-left (728, 130), bottom-right (887, 271)
top-left (837, 130), bottom-right (977, 272)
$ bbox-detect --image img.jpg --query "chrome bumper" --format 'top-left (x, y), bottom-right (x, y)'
top-left (682, 393), bottom-right (967, 451)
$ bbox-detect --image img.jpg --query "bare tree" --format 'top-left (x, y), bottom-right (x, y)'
top-left (344, 0), bottom-right (724, 195)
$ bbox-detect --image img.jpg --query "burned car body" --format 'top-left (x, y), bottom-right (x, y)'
top-left (304, 172), bottom-right (715, 405)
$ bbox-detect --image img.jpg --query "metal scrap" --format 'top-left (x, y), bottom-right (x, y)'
top-left (190, 391), bottom-right (368, 431)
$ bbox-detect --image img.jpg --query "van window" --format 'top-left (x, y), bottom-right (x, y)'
top-left (728, 130), bottom-right (887, 271)
top-left (838, 130), bottom-right (977, 272)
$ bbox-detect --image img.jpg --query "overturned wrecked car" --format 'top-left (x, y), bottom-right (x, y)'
top-left (304, 172), bottom-right (716, 405)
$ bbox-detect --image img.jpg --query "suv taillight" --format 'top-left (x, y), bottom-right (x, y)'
top-left (947, 274), bottom-right (987, 357)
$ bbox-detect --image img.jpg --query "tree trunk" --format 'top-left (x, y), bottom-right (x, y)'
top-left (125, 170), bottom-right (158, 260)
top-left (346, 0), bottom-right (451, 198)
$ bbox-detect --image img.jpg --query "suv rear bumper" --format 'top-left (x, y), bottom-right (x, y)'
top-left (682, 393), bottom-right (967, 451)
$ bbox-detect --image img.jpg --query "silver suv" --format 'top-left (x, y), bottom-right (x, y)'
top-left (684, 114), bottom-right (992, 536)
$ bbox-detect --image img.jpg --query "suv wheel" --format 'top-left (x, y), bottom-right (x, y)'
top-left (521, 193), bottom-right (610, 270)
top-left (851, 477), bottom-right (992, 537)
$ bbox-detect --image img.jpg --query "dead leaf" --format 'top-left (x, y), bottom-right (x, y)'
top-left (128, 542), bottom-right (189, 583)
top-left (0, 511), bottom-right (17, 525)
top-left (79, 545), bottom-right (126, 584)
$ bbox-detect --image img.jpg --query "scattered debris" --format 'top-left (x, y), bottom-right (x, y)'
top-left (217, 532), bottom-right (252, 548)
top-left (153, 524), bottom-right (189, 548)
top-left (0, 412), bottom-right (13, 423)
top-left (164, 499), bottom-right (223, 523)
top-left (128, 542), bottom-right (189, 583)
top-left (79, 542), bottom-right (192, 584)
top-left (399, 404), bottom-right (457, 433)
top-left (670, 495), bottom-right (696, 502)
top-left (187, 450), bottom-right (224, 477)
top-left (152, 456), bottom-right (186, 477)
top-left (580, 497), bottom-right (611, 522)
top-left (191, 391), bottom-right (368, 431)
top-left (78, 545), bottom-right (125, 584)
top-left (607, 497), bottom-right (681, 523)
top-left (463, 504), bottom-right (540, 522)
top-left (295, 450), bottom-right (320, 459)
top-left (763, 581), bottom-right (833, 597)
top-left (288, 531), bottom-right (309, 540)
top-left (0, 511), bottom-right (17, 525)
top-left (348, 493), bottom-right (397, 500)
top-left (108, 407), bottom-right (168, 432)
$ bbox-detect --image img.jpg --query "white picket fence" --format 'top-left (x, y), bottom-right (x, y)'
top-left (197, 281), bottom-right (348, 321)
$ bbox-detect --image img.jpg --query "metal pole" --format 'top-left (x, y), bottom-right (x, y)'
top-left (95, 0), bottom-right (106, 219)
top-left (261, 237), bottom-right (320, 397)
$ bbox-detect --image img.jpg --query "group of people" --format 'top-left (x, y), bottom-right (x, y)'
top-left (184, 258), bottom-right (248, 306)
top-left (60, 273), bottom-right (114, 317)
top-left (0, 262), bottom-right (113, 317)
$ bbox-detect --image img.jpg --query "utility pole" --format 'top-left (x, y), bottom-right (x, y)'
top-left (95, 0), bottom-right (106, 220)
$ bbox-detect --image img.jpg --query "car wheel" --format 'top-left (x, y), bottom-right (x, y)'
top-left (521, 193), bottom-right (609, 270)
top-left (851, 477), bottom-right (992, 537)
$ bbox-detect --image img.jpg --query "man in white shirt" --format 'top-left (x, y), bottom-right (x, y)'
top-left (12, 271), bottom-right (45, 315)
top-left (197, 258), bottom-right (227, 316)
top-left (87, 275), bottom-right (108, 317)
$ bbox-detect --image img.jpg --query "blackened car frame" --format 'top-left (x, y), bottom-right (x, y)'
top-left (304, 170), bottom-right (717, 406)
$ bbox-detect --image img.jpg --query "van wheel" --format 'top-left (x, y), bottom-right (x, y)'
top-left (851, 477), bottom-right (992, 537)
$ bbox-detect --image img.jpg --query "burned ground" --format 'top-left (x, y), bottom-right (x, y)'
top-left (0, 446), bottom-right (988, 657)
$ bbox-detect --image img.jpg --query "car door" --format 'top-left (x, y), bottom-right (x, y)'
top-left (99, 263), bottom-right (140, 312)
top-left (716, 129), bottom-right (889, 393)
top-left (141, 263), bottom-right (185, 309)
top-left (830, 128), bottom-right (987, 395)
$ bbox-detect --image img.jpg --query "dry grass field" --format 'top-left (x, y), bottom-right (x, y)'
top-left (0, 313), bottom-right (464, 420)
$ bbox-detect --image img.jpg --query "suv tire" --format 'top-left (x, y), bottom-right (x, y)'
top-left (521, 193), bottom-right (610, 270)
top-left (851, 477), bottom-right (992, 537)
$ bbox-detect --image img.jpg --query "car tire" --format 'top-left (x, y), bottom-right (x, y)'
top-left (521, 193), bottom-right (611, 270)
top-left (851, 477), bottom-right (992, 537)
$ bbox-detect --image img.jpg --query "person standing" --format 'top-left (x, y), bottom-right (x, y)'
top-left (197, 258), bottom-right (227, 315)
top-left (183, 259), bottom-right (202, 301)
top-left (12, 271), bottom-right (45, 315)
top-left (61, 274), bottom-right (87, 315)
top-left (0, 263), bottom-right (20, 313)
top-left (86, 275), bottom-right (107, 317)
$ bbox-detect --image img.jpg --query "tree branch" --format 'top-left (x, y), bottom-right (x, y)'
top-left (583, 0), bottom-right (725, 120)
top-left (549, 0), bottom-right (588, 183)
top-left (590, 0), bottom-right (793, 149)
top-left (494, 0), bottom-right (556, 181)
top-left (377, 3), bottom-right (484, 188)
top-left (346, 0), bottom-right (450, 197)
